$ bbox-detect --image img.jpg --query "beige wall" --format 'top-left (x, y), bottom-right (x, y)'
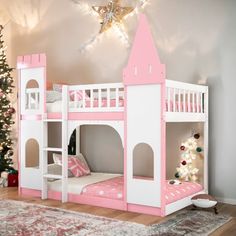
top-left (5, 0), bottom-right (236, 202)
top-left (80, 125), bottom-right (124, 174)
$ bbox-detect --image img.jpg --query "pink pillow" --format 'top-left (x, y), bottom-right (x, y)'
top-left (68, 156), bottom-right (90, 177)
top-left (53, 153), bottom-right (90, 177)
top-left (69, 90), bottom-right (90, 101)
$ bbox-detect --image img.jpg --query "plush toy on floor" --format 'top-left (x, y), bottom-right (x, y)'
top-left (191, 194), bottom-right (218, 214)
top-left (0, 171), bottom-right (8, 187)
top-left (168, 179), bottom-right (182, 185)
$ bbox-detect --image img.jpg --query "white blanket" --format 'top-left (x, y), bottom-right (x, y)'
top-left (46, 101), bottom-right (81, 113)
top-left (47, 172), bottom-right (121, 195)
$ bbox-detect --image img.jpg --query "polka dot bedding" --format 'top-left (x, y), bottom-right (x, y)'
top-left (82, 176), bottom-right (124, 200)
top-left (165, 180), bottom-right (203, 204)
top-left (81, 176), bottom-right (203, 204)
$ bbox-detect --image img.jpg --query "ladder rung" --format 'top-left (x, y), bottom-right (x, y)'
top-left (43, 147), bottom-right (63, 152)
top-left (43, 174), bottom-right (63, 179)
top-left (43, 119), bottom-right (63, 122)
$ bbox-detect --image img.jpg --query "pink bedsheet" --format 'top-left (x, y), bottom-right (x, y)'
top-left (165, 180), bottom-right (203, 204)
top-left (166, 101), bottom-right (202, 113)
top-left (81, 100), bottom-right (200, 112)
top-left (80, 100), bottom-right (201, 112)
top-left (81, 176), bottom-right (124, 200)
top-left (81, 176), bottom-right (203, 204)
top-left (79, 99), bottom-right (124, 108)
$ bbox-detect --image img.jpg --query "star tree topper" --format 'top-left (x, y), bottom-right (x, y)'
top-left (92, 0), bottom-right (134, 33)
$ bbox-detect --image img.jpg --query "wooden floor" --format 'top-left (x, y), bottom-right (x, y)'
top-left (0, 187), bottom-right (235, 235)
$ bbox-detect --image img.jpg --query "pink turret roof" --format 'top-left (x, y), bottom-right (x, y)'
top-left (123, 14), bottom-right (165, 85)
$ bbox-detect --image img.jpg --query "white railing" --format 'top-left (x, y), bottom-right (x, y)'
top-left (68, 83), bottom-right (125, 112)
top-left (166, 80), bottom-right (208, 114)
top-left (25, 88), bottom-right (40, 110)
top-left (24, 81), bottom-right (208, 116)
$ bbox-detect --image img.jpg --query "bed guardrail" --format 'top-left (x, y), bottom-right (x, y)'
top-left (166, 80), bottom-right (208, 114)
top-left (68, 83), bottom-right (125, 112)
top-left (24, 81), bottom-right (207, 115)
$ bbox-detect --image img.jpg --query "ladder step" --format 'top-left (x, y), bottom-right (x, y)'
top-left (43, 119), bottom-right (63, 122)
top-left (43, 147), bottom-right (63, 152)
top-left (43, 174), bottom-right (63, 179)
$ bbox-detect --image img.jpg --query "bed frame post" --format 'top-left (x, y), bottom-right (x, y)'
top-left (204, 87), bottom-right (209, 193)
top-left (62, 85), bottom-right (69, 202)
top-left (76, 126), bottom-right (80, 155)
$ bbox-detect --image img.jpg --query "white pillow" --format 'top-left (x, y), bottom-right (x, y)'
top-left (46, 90), bottom-right (62, 103)
top-left (47, 164), bottom-right (73, 181)
top-left (53, 153), bottom-right (90, 173)
top-left (48, 163), bottom-right (73, 177)
top-left (53, 84), bottom-right (63, 93)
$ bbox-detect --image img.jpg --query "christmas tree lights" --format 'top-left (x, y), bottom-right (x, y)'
top-left (0, 24), bottom-right (15, 173)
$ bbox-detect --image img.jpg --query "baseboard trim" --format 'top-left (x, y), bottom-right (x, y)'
top-left (216, 197), bottom-right (236, 205)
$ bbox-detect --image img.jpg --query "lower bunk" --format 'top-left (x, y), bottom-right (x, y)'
top-left (20, 172), bottom-right (204, 216)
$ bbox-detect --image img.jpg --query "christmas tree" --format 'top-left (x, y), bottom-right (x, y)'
top-left (175, 133), bottom-right (202, 182)
top-left (0, 24), bottom-right (15, 173)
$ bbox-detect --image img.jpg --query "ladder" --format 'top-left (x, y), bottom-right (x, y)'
top-left (41, 86), bottom-right (68, 202)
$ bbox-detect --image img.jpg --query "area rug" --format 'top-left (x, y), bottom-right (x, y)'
top-left (0, 200), bottom-right (231, 236)
top-left (149, 210), bottom-right (231, 235)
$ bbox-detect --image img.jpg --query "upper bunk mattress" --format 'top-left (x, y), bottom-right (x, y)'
top-left (46, 99), bottom-right (124, 113)
top-left (46, 100), bottom-right (200, 113)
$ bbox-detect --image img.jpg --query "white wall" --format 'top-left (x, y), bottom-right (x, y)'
top-left (6, 0), bottom-right (236, 202)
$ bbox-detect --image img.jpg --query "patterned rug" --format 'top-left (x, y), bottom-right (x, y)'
top-left (0, 200), bottom-right (231, 236)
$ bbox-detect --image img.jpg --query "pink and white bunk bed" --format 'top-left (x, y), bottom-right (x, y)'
top-left (17, 14), bottom-right (208, 216)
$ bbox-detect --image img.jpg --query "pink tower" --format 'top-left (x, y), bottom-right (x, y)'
top-left (123, 14), bottom-right (166, 215)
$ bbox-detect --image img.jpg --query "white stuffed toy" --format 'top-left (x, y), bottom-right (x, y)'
top-left (0, 177), bottom-right (8, 187)
top-left (0, 171), bottom-right (8, 187)
top-left (168, 179), bottom-right (182, 185)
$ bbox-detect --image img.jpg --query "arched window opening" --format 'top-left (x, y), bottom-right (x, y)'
top-left (26, 80), bottom-right (39, 88)
top-left (25, 139), bottom-right (39, 168)
top-left (25, 80), bottom-right (40, 109)
top-left (133, 143), bottom-right (154, 180)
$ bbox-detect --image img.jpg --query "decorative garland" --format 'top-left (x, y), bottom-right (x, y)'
top-left (175, 133), bottom-right (203, 182)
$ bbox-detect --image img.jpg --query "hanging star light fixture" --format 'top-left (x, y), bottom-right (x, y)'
top-left (92, 0), bottom-right (134, 34)
top-left (72, 0), bottom-right (149, 52)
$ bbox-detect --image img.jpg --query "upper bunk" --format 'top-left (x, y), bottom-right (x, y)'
top-left (19, 77), bottom-right (208, 122)
top-left (17, 14), bottom-right (208, 123)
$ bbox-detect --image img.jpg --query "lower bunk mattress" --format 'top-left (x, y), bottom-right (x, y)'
top-left (48, 172), bottom-right (203, 204)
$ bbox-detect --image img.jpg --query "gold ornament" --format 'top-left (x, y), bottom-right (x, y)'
top-left (92, 0), bottom-right (133, 33)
